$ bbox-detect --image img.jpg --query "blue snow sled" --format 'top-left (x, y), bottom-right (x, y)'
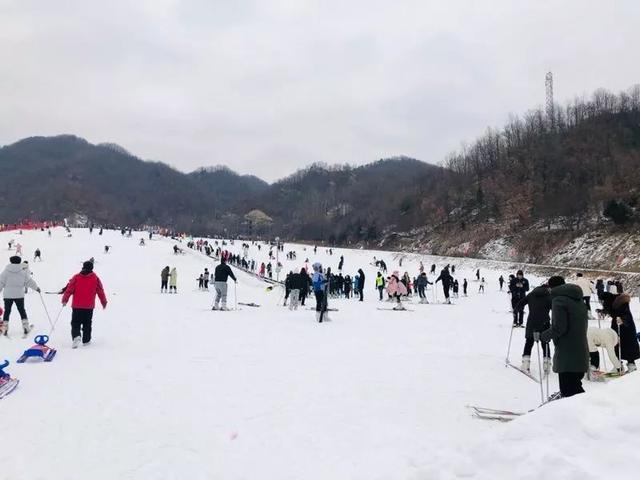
top-left (0, 360), bottom-right (20, 399)
top-left (17, 335), bottom-right (57, 363)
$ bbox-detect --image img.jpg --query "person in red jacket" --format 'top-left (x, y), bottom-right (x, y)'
top-left (62, 261), bottom-right (107, 348)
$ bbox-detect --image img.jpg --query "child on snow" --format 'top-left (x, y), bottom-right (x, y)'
top-left (61, 261), bottom-right (108, 348)
top-left (386, 272), bottom-right (408, 309)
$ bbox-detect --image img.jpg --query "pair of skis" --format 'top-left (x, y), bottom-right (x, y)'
top-left (469, 392), bottom-right (563, 422)
top-left (505, 361), bottom-right (542, 383)
top-left (468, 405), bottom-right (526, 422)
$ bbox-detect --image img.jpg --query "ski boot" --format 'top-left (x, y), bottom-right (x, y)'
top-left (0, 321), bottom-right (6, 337)
top-left (628, 362), bottom-right (637, 373)
top-left (72, 336), bottom-right (81, 349)
top-left (21, 319), bottom-right (32, 336)
top-left (521, 356), bottom-right (531, 373)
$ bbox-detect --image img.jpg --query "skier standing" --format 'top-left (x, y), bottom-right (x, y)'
top-left (475, 269), bottom-right (480, 281)
top-left (452, 279), bottom-right (459, 298)
top-left (288, 270), bottom-right (304, 311)
top-left (498, 275), bottom-right (504, 291)
top-left (518, 283), bottom-right (552, 374)
top-left (375, 272), bottom-right (385, 301)
top-left (0, 256), bottom-right (41, 336)
top-left (169, 267), bottom-right (177, 293)
top-left (203, 268), bottom-right (210, 290)
top-left (386, 272), bottom-right (408, 309)
top-left (299, 268), bottom-right (310, 306)
top-left (540, 276), bottom-right (589, 398)
top-left (509, 270), bottom-right (529, 327)
top-left (312, 262), bottom-right (329, 322)
top-left (416, 272), bottom-right (431, 303)
top-left (600, 292), bottom-right (639, 372)
top-left (435, 267), bottom-right (453, 304)
top-left (357, 269), bottom-right (365, 302)
top-left (212, 258), bottom-right (237, 311)
top-left (61, 261), bottom-right (107, 348)
top-left (161, 266), bottom-right (170, 293)
top-left (34, 249), bottom-right (42, 262)
top-left (463, 279), bottom-right (468, 296)
top-left (284, 271), bottom-right (293, 306)
top-left (574, 273), bottom-right (594, 318)
top-left (478, 278), bottom-right (486, 293)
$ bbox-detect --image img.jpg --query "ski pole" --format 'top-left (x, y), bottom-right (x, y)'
top-left (234, 281), bottom-right (238, 311)
top-left (597, 314), bottom-right (608, 371)
top-left (505, 324), bottom-right (515, 366)
top-left (38, 292), bottom-right (54, 330)
top-left (535, 338), bottom-right (545, 404)
top-left (49, 305), bottom-right (66, 335)
top-left (617, 319), bottom-right (623, 373)
top-left (545, 344), bottom-right (550, 402)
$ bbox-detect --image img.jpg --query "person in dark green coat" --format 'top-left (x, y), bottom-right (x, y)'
top-left (540, 276), bottom-right (589, 398)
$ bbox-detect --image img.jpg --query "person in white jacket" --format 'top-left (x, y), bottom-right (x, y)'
top-left (0, 256), bottom-right (40, 336)
top-left (587, 327), bottom-right (620, 373)
top-left (575, 273), bottom-right (594, 318)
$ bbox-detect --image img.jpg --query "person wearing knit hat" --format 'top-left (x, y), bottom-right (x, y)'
top-left (0, 255), bottom-right (41, 336)
top-left (61, 260), bottom-right (107, 348)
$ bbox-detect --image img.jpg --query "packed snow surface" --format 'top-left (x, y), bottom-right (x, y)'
top-left (0, 229), bottom-right (636, 479)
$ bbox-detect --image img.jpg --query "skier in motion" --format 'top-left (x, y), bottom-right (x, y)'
top-left (435, 266), bottom-right (453, 304)
top-left (212, 257), bottom-right (237, 311)
top-left (509, 270), bottom-right (529, 327)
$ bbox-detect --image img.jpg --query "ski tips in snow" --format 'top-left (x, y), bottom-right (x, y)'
top-left (505, 361), bottom-right (540, 383)
top-left (16, 335), bottom-right (57, 363)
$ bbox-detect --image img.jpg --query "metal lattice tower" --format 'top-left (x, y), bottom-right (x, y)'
top-left (545, 72), bottom-right (554, 127)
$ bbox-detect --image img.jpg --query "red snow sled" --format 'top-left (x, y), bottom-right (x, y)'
top-left (17, 335), bottom-right (57, 363)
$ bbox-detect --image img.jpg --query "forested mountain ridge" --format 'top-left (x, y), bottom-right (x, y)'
top-left (1, 84), bottom-right (640, 270)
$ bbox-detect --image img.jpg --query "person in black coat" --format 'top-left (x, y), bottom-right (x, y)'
top-left (601, 292), bottom-right (639, 372)
top-left (299, 268), bottom-right (311, 306)
top-left (357, 269), bottom-right (365, 301)
top-left (517, 285), bottom-right (552, 373)
top-left (435, 267), bottom-right (453, 304)
top-left (509, 270), bottom-right (530, 327)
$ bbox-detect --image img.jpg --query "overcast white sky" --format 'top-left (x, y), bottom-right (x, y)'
top-left (1, 0), bottom-right (638, 182)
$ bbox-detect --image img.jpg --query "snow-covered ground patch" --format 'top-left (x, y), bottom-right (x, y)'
top-left (0, 228), bottom-right (636, 479)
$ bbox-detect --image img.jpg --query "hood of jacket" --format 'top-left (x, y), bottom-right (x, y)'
top-left (4, 264), bottom-right (24, 274)
top-left (531, 285), bottom-right (550, 297)
top-left (550, 283), bottom-right (583, 301)
top-left (613, 293), bottom-right (631, 310)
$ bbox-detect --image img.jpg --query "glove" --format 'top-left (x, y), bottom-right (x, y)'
top-left (533, 332), bottom-right (541, 342)
top-left (62, 301), bottom-right (67, 307)
top-left (36, 287), bottom-right (41, 293)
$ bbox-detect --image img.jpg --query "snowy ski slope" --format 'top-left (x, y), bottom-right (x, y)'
top-left (0, 228), bottom-right (637, 480)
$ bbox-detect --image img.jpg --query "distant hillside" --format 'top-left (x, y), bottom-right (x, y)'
top-left (2, 83), bottom-right (640, 271)
top-left (236, 157), bottom-right (447, 243)
top-left (0, 135), bottom-right (267, 233)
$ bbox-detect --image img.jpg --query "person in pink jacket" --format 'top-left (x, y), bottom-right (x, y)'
top-left (386, 271), bottom-right (408, 310)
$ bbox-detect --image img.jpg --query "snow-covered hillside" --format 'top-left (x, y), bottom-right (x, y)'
top-left (0, 228), bottom-right (637, 479)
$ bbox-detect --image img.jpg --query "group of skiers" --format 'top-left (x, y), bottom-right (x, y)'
top-left (510, 270), bottom-right (639, 398)
top-left (0, 255), bottom-right (107, 349)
